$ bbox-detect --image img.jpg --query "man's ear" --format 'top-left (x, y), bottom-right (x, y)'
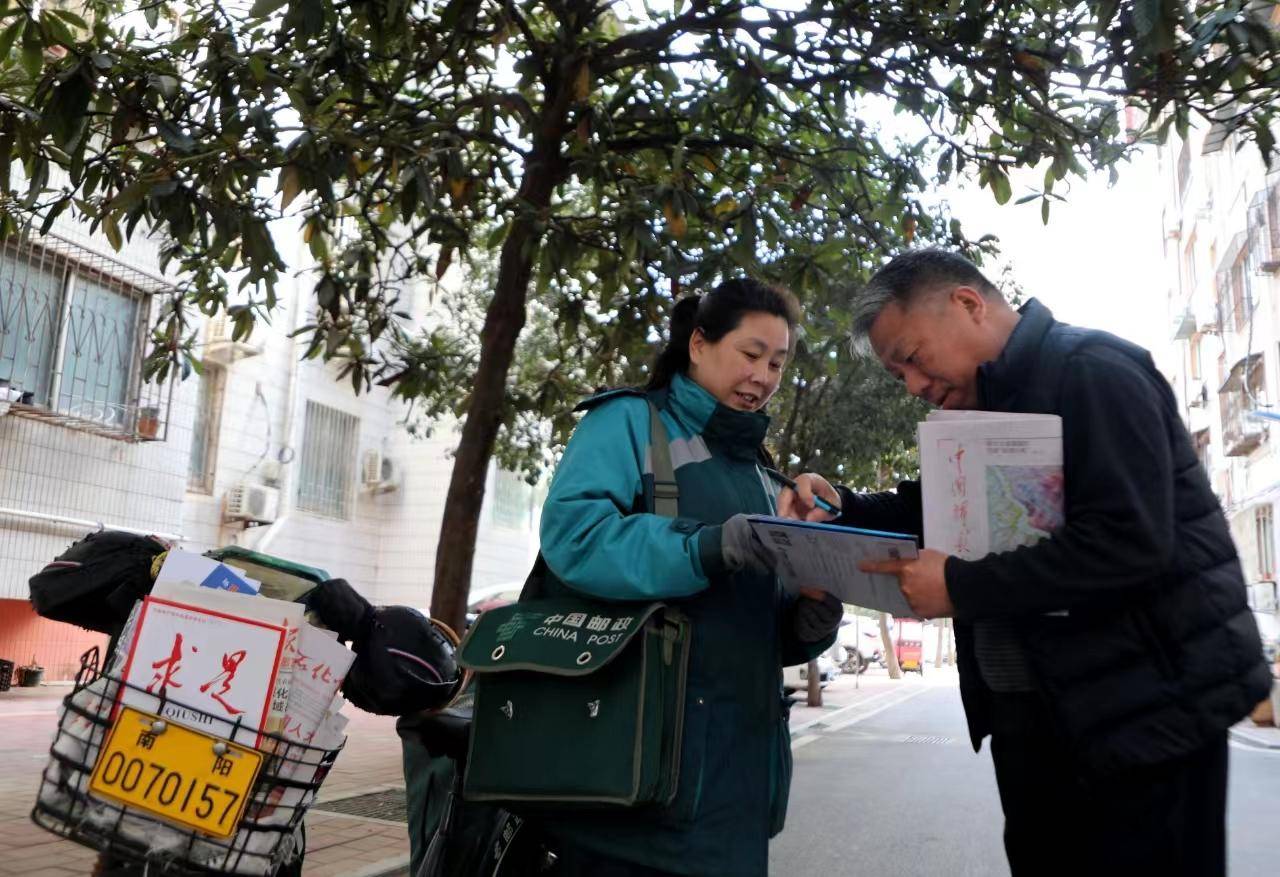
top-left (952, 286), bottom-right (988, 323)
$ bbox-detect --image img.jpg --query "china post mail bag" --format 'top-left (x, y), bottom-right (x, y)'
top-left (457, 399), bottom-right (693, 808)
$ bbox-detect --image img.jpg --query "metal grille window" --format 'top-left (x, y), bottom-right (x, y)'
top-left (1256, 505), bottom-right (1275, 580)
top-left (0, 242), bottom-right (163, 439)
top-left (187, 365), bottom-right (225, 493)
top-left (0, 247), bottom-right (66, 403)
top-left (57, 274), bottom-right (141, 424)
top-left (297, 401), bottom-right (359, 519)
top-left (491, 469), bottom-right (532, 530)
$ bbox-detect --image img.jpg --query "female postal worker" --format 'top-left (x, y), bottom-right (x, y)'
top-left (536, 278), bottom-right (844, 876)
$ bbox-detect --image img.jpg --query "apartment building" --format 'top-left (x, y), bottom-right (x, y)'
top-left (1158, 120), bottom-right (1280, 659)
top-left (1, 209), bottom-right (538, 681)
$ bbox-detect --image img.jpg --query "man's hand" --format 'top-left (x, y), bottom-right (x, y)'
top-left (776, 473), bottom-right (841, 522)
top-left (859, 549), bottom-right (955, 618)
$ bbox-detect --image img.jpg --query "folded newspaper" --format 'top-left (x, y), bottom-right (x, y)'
top-left (747, 515), bottom-right (917, 616)
top-left (917, 411), bottom-right (1064, 559)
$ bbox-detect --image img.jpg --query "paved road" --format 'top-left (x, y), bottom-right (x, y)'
top-left (772, 683), bottom-right (1280, 876)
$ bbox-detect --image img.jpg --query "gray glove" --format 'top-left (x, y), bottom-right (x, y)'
top-left (720, 513), bottom-right (780, 575)
top-left (794, 592), bottom-right (843, 643)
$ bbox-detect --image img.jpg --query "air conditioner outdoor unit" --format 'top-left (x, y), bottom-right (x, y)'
top-left (204, 314), bottom-right (263, 365)
top-left (360, 449), bottom-right (401, 493)
top-left (224, 482), bottom-right (280, 524)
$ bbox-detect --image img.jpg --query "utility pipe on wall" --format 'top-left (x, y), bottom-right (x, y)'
top-left (0, 506), bottom-right (185, 543)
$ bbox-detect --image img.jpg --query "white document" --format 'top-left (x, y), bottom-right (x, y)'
top-left (117, 597), bottom-right (288, 746)
top-left (147, 581), bottom-right (304, 733)
top-left (918, 412), bottom-right (1064, 560)
top-left (154, 548), bottom-right (261, 595)
top-left (747, 515), bottom-right (918, 616)
top-left (280, 623), bottom-right (355, 747)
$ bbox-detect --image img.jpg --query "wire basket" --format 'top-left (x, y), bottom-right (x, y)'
top-left (31, 647), bottom-right (345, 876)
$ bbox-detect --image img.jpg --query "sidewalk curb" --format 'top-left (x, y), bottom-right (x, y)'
top-left (347, 854), bottom-right (412, 877)
top-left (791, 685), bottom-right (931, 740)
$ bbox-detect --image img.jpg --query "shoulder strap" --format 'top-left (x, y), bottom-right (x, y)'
top-left (647, 400), bottom-right (679, 519)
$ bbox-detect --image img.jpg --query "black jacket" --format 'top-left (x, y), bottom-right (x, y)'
top-left (838, 299), bottom-right (1271, 774)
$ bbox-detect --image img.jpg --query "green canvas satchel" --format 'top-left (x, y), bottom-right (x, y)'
top-left (457, 400), bottom-right (693, 808)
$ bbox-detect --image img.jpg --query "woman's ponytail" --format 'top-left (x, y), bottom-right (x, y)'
top-left (646, 295), bottom-right (702, 390)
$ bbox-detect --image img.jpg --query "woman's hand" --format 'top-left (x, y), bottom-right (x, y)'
top-left (794, 589), bottom-right (843, 642)
top-left (776, 473), bottom-right (841, 522)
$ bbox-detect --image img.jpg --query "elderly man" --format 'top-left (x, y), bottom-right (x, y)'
top-left (784, 249), bottom-right (1270, 877)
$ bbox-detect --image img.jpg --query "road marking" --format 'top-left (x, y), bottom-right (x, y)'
top-left (789, 686), bottom-right (912, 736)
top-left (823, 686), bottom-right (930, 734)
top-left (790, 685), bottom-right (932, 750)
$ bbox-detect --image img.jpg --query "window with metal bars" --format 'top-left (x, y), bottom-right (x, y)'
top-left (490, 468), bottom-right (532, 530)
top-left (187, 364), bottom-right (225, 493)
top-left (297, 401), bottom-right (360, 519)
top-left (1256, 504), bottom-right (1275, 580)
top-left (0, 243), bottom-right (156, 438)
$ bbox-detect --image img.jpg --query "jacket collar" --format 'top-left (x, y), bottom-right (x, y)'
top-left (668, 372), bottom-right (770, 459)
top-left (977, 298), bottom-right (1055, 410)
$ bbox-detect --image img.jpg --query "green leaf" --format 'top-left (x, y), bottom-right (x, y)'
top-left (485, 222), bottom-right (509, 248)
top-left (43, 71), bottom-right (93, 150)
top-left (0, 19), bottom-right (24, 67)
top-left (1041, 198), bottom-right (1051, 225)
top-left (990, 169), bottom-right (1012, 205)
top-left (249, 0), bottom-right (289, 18)
top-left (102, 212), bottom-right (123, 250)
top-left (278, 164), bottom-right (302, 209)
top-left (155, 120), bottom-right (195, 152)
top-left (247, 54), bottom-right (268, 82)
top-left (144, 3), bottom-right (159, 28)
top-left (20, 18), bottom-right (43, 78)
top-left (50, 9), bottom-right (89, 30)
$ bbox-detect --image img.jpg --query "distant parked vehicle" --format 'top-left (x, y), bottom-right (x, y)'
top-left (783, 654), bottom-right (839, 694)
top-left (892, 617), bottom-right (925, 675)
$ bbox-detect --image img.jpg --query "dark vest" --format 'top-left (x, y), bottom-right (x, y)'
top-left (958, 302), bottom-right (1271, 773)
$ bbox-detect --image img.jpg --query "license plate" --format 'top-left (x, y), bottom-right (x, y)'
top-left (89, 706), bottom-right (263, 838)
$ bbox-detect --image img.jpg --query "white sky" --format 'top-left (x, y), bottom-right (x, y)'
top-left (937, 150), bottom-right (1168, 363)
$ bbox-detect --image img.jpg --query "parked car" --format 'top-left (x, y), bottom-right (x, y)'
top-left (464, 581), bottom-right (524, 627)
top-left (836, 625), bottom-right (885, 674)
top-left (782, 653), bottom-right (839, 694)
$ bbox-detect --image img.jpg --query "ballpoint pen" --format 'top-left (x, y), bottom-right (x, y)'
top-left (763, 468), bottom-right (842, 516)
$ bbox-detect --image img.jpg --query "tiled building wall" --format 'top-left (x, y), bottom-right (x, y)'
top-left (2, 225), bottom-right (539, 679)
top-left (175, 275), bottom-right (539, 612)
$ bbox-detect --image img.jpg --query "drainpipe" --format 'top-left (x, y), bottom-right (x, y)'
top-left (239, 277), bottom-right (307, 554)
top-left (0, 506), bottom-right (184, 543)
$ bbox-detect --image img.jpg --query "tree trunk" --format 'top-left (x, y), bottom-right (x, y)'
top-left (806, 659), bottom-right (822, 706)
top-left (428, 64), bottom-right (576, 632)
top-left (934, 619), bottom-right (945, 668)
top-left (945, 618), bottom-right (955, 666)
top-left (777, 378), bottom-right (808, 469)
top-left (879, 612), bottom-right (901, 679)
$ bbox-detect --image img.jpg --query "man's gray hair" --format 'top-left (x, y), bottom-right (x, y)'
top-left (848, 248), bottom-right (1000, 354)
